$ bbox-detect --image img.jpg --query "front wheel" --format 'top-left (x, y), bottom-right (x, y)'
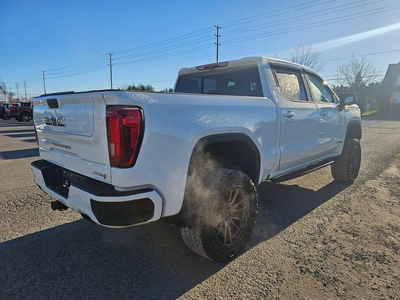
top-left (180, 168), bottom-right (258, 262)
top-left (3, 113), bottom-right (10, 120)
top-left (331, 138), bottom-right (361, 183)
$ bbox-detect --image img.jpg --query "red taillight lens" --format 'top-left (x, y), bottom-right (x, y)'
top-left (106, 106), bottom-right (143, 168)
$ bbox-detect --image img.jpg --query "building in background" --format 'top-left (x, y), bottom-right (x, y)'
top-left (381, 62), bottom-right (400, 114)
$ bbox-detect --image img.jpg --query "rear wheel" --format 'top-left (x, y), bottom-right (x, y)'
top-left (180, 168), bottom-right (258, 262)
top-left (20, 113), bottom-right (30, 122)
top-left (331, 138), bottom-right (361, 183)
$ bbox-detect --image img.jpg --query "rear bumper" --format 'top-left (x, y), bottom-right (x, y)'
top-left (31, 160), bottom-right (163, 227)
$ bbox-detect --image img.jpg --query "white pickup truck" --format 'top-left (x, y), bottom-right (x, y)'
top-left (31, 56), bottom-right (361, 262)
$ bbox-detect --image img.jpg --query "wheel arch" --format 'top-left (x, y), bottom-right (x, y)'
top-left (188, 133), bottom-right (261, 184)
top-left (19, 111), bottom-right (30, 120)
top-left (346, 121), bottom-right (362, 140)
top-left (165, 133), bottom-right (261, 228)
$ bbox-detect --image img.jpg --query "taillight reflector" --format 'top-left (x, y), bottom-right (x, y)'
top-left (106, 106), bottom-right (143, 168)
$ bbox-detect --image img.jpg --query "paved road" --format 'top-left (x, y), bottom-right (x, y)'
top-left (0, 118), bottom-right (399, 299)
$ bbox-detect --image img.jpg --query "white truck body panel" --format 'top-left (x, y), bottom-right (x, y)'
top-left (31, 56), bottom-right (361, 228)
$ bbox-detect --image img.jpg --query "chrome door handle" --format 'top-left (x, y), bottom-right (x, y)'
top-left (283, 111), bottom-right (295, 118)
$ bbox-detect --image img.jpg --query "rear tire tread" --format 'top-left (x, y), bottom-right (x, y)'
top-left (180, 168), bottom-right (257, 262)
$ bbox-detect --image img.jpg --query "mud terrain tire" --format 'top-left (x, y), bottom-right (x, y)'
top-left (331, 138), bottom-right (361, 183)
top-left (181, 168), bottom-right (258, 262)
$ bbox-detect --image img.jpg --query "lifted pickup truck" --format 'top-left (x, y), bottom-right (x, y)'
top-left (4, 102), bottom-right (33, 121)
top-left (31, 57), bottom-right (361, 262)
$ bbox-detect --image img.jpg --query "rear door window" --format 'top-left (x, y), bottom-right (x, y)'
top-left (273, 68), bottom-right (307, 101)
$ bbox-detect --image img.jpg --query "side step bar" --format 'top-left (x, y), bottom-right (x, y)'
top-left (270, 159), bottom-right (334, 183)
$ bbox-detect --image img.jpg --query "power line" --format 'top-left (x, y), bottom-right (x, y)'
top-left (223, 3), bottom-right (400, 45)
top-left (111, 1), bottom-right (342, 64)
top-left (112, 27), bottom-right (215, 55)
top-left (31, 1), bottom-right (342, 80)
top-left (113, 36), bottom-right (214, 61)
top-left (219, 0), bottom-right (331, 28)
top-left (323, 49), bottom-right (400, 62)
top-left (222, 0), bottom-right (377, 36)
top-left (46, 65), bottom-right (109, 79)
top-left (24, 0), bottom-right (400, 84)
top-left (45, 59), bottom-right (109, 76)
top-left (45, 54), bottom-right (108, 72)
top-left (113, 44), bottom-right (214, 66)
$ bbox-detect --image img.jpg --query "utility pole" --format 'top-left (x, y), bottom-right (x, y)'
top-left (42, 71), bottom-right (47, 94)
top-left (15, 83), bottom-right (20, 101)
top-left (24, 81), bottom-right (28, 101)
top-left (109, 53), bottom-right (113, 89)
top-left (215, 26), bottom-right (221, 63)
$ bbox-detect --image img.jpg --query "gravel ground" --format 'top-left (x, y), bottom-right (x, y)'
top-left (0, 118), bottom-right (399, 299)
top-left (180, 159), bottom-right (400, 299)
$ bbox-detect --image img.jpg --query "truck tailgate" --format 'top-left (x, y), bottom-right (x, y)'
top-left (33, 93), bottom-right (112, 184)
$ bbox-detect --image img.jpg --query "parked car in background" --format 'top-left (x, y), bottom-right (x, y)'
top-left (0, 104), bottom-right (5, 119)
top-left (4, 102), bottom-right (33, 121)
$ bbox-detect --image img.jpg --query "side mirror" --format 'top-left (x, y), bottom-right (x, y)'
top-left (339, 92), bottom-right (357, 110)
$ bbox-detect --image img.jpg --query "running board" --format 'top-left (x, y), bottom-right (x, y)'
top-left (270, 159), bottom-right (334, 183)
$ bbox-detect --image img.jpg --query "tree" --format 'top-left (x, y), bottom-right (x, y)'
top-left (336, 54), bottom-right (381, 88)
top-left (160, 88), bottom-right (173, 93)
top-left (287, 43), bottom-right (325, 71)
top-left (125, 83), bottom-right (155, 92)
top-left (0, 80), bottom-right (8, 102)
top-left (335, 54), bottom-right (382, 111)
top-left (7, 91), bottom-right (15, 102)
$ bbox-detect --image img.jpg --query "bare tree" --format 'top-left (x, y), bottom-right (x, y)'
top-left (7, 91), bottom-right (15, 102)
top-left (336, 54), bottom-right (381, 88)
top-left (0, 80), bottom-right (7, 101)
top-left (287, 43), bottom-right (325, 71)
top-left (336, 54), bottom-right (381, 111)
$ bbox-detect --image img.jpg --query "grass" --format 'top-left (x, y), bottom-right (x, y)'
top-left (361, 110), bottom-right (379, 117)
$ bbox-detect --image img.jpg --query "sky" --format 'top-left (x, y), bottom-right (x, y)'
top-left (1, 0), bottom-right (400, 100)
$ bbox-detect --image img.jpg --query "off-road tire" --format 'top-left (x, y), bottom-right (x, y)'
top-left (331, 138), bottom-right (361, 183)
top-left (180, 168), bottom-right (258, 262)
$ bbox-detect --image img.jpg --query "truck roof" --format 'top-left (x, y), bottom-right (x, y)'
top-left (178, 56), bottom-right (318, 76)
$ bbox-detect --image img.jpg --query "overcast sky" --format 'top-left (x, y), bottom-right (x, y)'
top-left (1, 0), bottom-right (400, 98)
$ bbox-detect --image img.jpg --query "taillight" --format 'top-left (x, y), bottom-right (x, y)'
top-left (106, 106), bottom-right (143, 168)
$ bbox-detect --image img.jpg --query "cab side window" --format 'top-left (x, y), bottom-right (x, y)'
top-left (306, 74), bottom-right (334, 103)
top-left (273, 68), bottom-right (307, 101)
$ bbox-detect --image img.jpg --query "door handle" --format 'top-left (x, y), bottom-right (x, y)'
top-left (319, 111), bottom-right (328, 116)
top-left (283, 111), bottom-right (295, 118)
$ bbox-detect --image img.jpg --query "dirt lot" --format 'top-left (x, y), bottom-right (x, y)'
top-left (180, 158), bottom-right (400, 299)
top-left (1, 119), bottom-right (399, 300)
